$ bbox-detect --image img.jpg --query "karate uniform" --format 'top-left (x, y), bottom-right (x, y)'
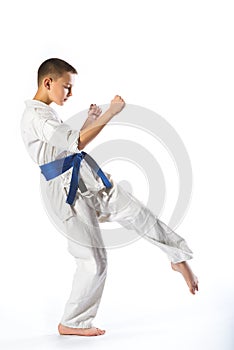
top-left (21, 100), bottom-right (193, 329)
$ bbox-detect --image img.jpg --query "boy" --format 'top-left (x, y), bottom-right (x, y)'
top-left (21, 58), bottom-right (198, 337)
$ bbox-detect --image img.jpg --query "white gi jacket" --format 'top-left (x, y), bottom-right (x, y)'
top-left (21, 100), bottom-right (106, 221)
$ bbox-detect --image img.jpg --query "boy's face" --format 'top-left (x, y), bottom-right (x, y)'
top-left (48, 72), bottom-right (76, 106)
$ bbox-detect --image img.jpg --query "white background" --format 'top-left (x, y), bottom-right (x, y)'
top-left (1, 1), bottom-right (234, 349)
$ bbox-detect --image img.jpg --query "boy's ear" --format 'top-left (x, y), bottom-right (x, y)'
top-left (43, 77), bottom-right (52, 90)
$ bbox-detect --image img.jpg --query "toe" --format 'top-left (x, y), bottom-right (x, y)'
top-left (95, 328), bottom-right (105, 335)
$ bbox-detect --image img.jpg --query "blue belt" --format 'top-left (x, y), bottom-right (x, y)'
top-left (40, 151), bottom-right (112, 205)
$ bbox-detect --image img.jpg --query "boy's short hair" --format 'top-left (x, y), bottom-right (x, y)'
top-left (37, 58), bottom-right (77, 86)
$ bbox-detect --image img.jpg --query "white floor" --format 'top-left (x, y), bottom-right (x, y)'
top-left (0, 300), bottom-right (232, 350)
top-left (0, 237), bottom-right (233, 350)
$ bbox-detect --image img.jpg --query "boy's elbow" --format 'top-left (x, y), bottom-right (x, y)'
top-left (78, 132), bottom-right (90, 151)
top-left (78, 142), bottom-right (84, 151)
top-left (78, 137), bottom-right (85, 151)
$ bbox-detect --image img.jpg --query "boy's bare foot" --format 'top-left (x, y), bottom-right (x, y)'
top-left (171, 261), bottom-right (199, 295)
top-left (58, 323), bottom-right (106, 336)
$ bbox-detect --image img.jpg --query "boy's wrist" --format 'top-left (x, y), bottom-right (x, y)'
top-left (107, 108), bottom-right (116, 118)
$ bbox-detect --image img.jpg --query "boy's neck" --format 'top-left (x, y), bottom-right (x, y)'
top-left (33, 89), bottom-right (51, 105)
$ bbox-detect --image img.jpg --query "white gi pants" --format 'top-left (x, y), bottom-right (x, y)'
top-left (59, 171), bottom-right (193, 328)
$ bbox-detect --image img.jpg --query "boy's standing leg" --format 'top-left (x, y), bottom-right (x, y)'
top-left (58, 192), bottom-right (108, 336)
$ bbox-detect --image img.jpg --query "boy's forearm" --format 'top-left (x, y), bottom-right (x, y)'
top-left (80, 116), bottom-right (96, 131)
top-left (80, 104), bottom-right (102, 131)
top-left (78, 109), bottom-right (114, 150)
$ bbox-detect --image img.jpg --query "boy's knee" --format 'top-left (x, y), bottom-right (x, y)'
top-left (67, 239), bottom-right (107, 273)
top-left (79, 256), bottom-right (108, 279)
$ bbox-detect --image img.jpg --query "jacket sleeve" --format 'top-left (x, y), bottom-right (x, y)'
top-left (25, 108), bottom-right (82, 152)
top-left (43, 118), bottom-right (81, 152)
